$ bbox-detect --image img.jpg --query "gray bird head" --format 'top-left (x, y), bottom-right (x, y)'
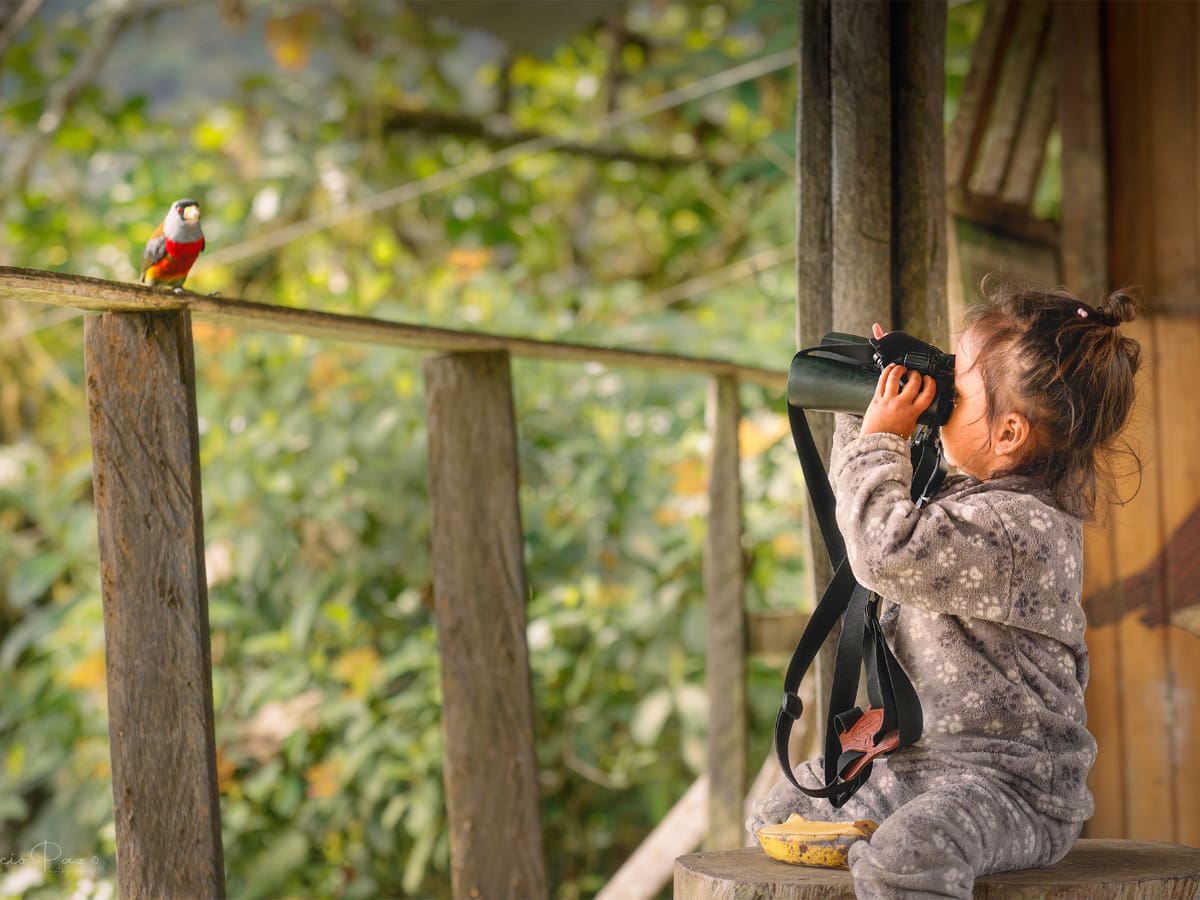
top-left (164, 198), bottom-right (203, 242)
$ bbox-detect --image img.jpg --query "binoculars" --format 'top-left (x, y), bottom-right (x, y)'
top-left (787, 331), bottom-right (956, 427)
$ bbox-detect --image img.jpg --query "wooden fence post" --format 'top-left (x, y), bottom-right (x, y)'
top-left (84, 310), bottom-right (225, 899)
top-left (423, 350), bottom-right (547, 899)
top-left (704, 375), bottom-right (746, 850)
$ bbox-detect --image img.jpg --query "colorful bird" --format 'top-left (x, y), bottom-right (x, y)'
top-left (140, 198), bottom-right (205, 290)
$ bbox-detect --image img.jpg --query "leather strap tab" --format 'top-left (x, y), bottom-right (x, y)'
top-left (836, 706), bottom-right (900, 780)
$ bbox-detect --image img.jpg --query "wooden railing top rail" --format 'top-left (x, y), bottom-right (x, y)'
top-left (0, 266), bottom-right (787, 390)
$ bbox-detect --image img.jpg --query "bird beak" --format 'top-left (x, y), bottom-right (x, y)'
top-left (184, 205), bottom-right (201, 223)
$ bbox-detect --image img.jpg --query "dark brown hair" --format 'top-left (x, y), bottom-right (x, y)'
top-left (962, 281), bottom-right (1142, 519)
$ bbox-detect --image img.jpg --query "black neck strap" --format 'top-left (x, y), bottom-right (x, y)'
top-left (773, 392), bottom-right (931, 807)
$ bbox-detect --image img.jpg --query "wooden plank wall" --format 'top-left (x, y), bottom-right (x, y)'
top-left (1091, 0), bottom-right (1200, 846)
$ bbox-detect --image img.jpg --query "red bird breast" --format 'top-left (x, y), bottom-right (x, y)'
top-left (146, 237), bottom-right (204, 282)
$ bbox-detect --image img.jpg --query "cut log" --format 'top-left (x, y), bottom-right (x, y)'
top-left (675, 840), bottom-right (1200, 899)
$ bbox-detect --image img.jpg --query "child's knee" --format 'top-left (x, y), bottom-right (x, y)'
top-left (849, 821), bottom-right (975, 900)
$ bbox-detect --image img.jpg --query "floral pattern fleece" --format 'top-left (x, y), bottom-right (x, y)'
top-left (747, 415), bottom-right (1093, 899)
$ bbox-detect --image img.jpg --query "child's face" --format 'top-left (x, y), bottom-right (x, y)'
top-left (940, 329), bottom-right (997, 479)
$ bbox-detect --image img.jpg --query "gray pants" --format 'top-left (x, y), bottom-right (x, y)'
top-left (746, 757), bottom-right (1080, 899)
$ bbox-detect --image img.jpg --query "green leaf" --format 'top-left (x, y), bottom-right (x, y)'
top-left (8, 552), bottom-right (68, 608)
top-left (237, 828), bottom-right (309, 900)
top-left (630, 688), bottom-right (672, 746)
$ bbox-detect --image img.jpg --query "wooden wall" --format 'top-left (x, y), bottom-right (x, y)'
top-left (1084, 0), bottom-right (1200, 846)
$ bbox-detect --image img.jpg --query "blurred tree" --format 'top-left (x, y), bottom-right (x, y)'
top-left (1, 2), bottom-right (804, 897)
top-left (0, 1), bottom-right (991, 897)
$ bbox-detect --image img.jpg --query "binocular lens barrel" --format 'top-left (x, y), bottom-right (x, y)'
top-left (787, 354), bottom-right (948, 427)
top-left (787, 355), bottom-right (878, 416)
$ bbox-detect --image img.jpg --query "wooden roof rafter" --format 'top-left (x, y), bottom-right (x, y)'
top-left (946, 0), bottom-right (1059, 249)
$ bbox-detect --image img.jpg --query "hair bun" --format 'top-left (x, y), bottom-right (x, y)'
top-left (1098, 289), bottom-right (1139, 326)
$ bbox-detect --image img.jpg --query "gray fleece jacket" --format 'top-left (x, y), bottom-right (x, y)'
top-left (830, 415), bottom-right (1096, 823)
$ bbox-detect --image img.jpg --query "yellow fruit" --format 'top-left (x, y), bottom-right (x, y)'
top-left (756, 813), bottom-right (879, 868)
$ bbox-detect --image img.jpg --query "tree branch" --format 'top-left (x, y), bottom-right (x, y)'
top-left (2, 0), bottom-right (193, 200)
top-left (382, 107), bottom-right (714, 170)
top-left (4, 2), bottom-right (135, 198)
top-left (0, 0), bottom-right (48, 68)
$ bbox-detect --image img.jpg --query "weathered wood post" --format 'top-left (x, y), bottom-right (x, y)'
top-left (704, 375), bottom-right (745, 850)
top-left (830, 0), bottom-right (893, 340)
top-left (893, 0), bottom-right (948, 348)
top-left (795, 0), bottom-right (837, 720)
top-left (423, 350), bottom-right (547, 899)
top-left (788, 0), bottom-right (945, 781)
top-left (84, 310), bottom-right (225, 899)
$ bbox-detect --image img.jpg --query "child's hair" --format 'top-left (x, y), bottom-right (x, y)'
top-left (962, 281), bottom-right (1142, 519)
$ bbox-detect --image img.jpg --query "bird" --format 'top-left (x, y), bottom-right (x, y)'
top-left (140, 198), bottom-right (205, 291)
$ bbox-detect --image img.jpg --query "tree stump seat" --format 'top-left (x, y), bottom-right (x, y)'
top-left (674, 839), bottom-right (1200, 899)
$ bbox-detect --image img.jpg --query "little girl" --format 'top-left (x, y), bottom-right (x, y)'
top-left (748, 284), bottom-right (1142, 898)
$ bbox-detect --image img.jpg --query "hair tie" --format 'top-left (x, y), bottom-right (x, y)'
top-left (1076, 307), bottom-right (1089, 318)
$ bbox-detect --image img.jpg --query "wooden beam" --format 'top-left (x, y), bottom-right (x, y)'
top-left (746, 610), bottom-right (808, 659)
top-left (595, 776), bottom-right (708, 900)
top-left (704, 375), bottom-right (746, 852)
top-left (1154, 314), bottom-right (1200, 847)
top-left (84, 310), bottom-right (225, 899)
top-left (999, 38), bottom-right (1055, 209)
top-left (0, 267), bottom-right (786, 391)
top-left (1146, 1), bottom-right (1200, 314)
top-left (969, 0), bottom-right (1050, 199)
top-left (1056, 0), bottom-right (1107, 298)
top-left (1058, 0), bottom-right (1124, 841)
top-left (946, 188), bottom-right (1060, 250)
top-left (946, 0), bottom-right (1015, 189)
top-left (423, 350), bottom-right (546, 899)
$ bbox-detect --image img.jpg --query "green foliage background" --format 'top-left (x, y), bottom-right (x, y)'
top-left (0, 2), bottom-right (985, 897)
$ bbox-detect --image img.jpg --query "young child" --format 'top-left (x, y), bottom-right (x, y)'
top-left (748, 285), bottom-right (1142, 898)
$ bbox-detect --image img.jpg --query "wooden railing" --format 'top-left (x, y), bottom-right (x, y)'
top-left (0, 266), bottom-right (798, 898)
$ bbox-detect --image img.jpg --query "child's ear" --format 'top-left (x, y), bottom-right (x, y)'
top-left (993, 412), bottom-right (1031, 460)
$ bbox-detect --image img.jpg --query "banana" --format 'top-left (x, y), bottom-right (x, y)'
top-left (756, 813), bottom-right (878, 868)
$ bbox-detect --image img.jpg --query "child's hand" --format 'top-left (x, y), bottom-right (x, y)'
top-left (861, 363), bottom-right (937, 439)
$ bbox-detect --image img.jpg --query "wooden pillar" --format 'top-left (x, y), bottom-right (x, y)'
top-left (787, 0), bottom-right (948, 799)
top-left (1101, 0), bottom-right (1200, 846)
top-left (423, 350), bottom-right (546, 899)
top-left (796, 0), bottom-right (833, 356)
top-left (84, 310), bottom-right (225, 899)
top-left (1057, 0), bottom-right (1107, 301)
top-left (1057, 0), bottom-right (1124, 840)
top-left (892, 0), bottom-right (948, 348)
top-left (795, 0), bottom-right (838, 764)
top-left (704, 376), bottom-right (745, 850)
top-left (830, 0), bottom-right (892, 339)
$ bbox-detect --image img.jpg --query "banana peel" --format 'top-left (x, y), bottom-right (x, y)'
top-left (756, 813), bottom-right (878, 868)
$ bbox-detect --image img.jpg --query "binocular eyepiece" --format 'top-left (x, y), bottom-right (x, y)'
top-left (787, 331), bottom-right (956, 428)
